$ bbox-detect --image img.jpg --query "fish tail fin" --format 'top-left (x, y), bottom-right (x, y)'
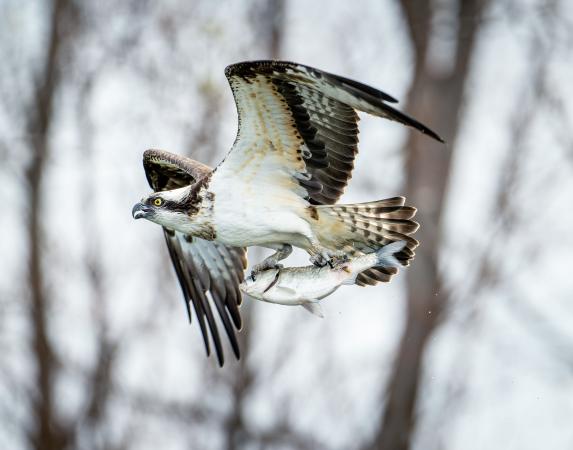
top-left (374, 240), bottom-right (407, 268)
top-left (301, 300), bottom-right (324, 318)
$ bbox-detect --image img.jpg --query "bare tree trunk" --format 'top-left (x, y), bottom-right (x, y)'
top-left (25, 1), bottom-right (78, 448)
top-left (74, 74), bottom-right (122, 448)
top-left (367, 1), bottom-right (488, 449)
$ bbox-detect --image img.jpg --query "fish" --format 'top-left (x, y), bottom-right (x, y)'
top-left (240, 241), bottom-right (406, 317)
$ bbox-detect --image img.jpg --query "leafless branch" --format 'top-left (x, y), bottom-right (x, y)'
top-left (25, 1), bottom-right (82, 448)
top-left (366, 1), bottom-right (489, 449)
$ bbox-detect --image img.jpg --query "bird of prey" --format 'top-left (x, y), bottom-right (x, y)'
top-left (132, 60), bottom-right (443, 366)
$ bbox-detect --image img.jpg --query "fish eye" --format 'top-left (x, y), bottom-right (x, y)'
top-left (153, 198), bottom-right (163, 206)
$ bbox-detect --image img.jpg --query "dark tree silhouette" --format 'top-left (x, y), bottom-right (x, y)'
top-left (25, 1), bottom-right (81, 448)
top-left (368, 1), bottom-right (490, 449)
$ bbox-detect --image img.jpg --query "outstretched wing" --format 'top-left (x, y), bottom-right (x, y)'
top-left (143, 149), bottom-right (248, 366)
top-left (221, 60), bottom-right (443, 205)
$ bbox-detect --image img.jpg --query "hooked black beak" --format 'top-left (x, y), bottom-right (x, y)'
top-left (132, 202), bottom-right (152, 219)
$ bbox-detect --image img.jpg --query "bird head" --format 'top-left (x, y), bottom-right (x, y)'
top-left (132, 186), bottom-right (195, 231)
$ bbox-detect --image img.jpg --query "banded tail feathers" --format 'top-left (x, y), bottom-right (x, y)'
top-left (309, 196), bottom-right (419, 285)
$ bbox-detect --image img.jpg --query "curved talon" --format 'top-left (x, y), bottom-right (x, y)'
top-left (331, 253), bottom-right (350, 268)
top-left (310, 254), bottom-right (328, 267)
top-left (250, 244), bottom-right (291, 278)
top-left (310, 250), bottom-right (349, 268)
top-left (250, 261), bottom-right (283, 280)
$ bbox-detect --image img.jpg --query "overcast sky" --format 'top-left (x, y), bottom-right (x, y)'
top-left (1, 1), bottom-right (573, 449)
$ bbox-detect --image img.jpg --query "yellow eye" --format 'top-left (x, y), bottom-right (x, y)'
top-left (153, 198), bottom-right (163, 206)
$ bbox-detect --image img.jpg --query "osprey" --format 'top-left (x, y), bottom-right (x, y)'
top-left (132, 60), bottom-right (443, 365)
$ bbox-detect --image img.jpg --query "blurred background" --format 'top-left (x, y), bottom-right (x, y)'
top-left (1, 0), bottom-right (573, 449)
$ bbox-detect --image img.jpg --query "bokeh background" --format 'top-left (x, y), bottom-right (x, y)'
top-left (1, 1), bottom-right (573, 449)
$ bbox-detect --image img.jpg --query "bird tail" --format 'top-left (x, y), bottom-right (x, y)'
top-left (310, 197), bottom-right (419, 284)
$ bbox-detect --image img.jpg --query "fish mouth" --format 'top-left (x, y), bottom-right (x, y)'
top-left (239, 270), bottom-right (280, 297)
top-left (132, 202), bottom-right (154, 220)
top-left (239, 281), bottom-right (253, 295)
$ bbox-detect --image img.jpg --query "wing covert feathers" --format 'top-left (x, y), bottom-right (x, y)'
top-left (143, 149), bottom-right (212, 191)
top-left (224, 60), bottom-right (443, 206)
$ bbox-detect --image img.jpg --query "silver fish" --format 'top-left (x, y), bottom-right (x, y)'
top-left (240, 241), bottom-right (406, 317)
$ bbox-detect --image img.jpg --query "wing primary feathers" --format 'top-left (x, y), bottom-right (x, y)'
top-left (375, 102), bottom-right (445, 143)
top-left (325, 71), bottom-right (399, 103)
top-left (183, 281), bottom-right (213, 358)
top-left (209, 293), bottom-right (241, 360)
top-left (184, 254), bottom-right (225, 366)
top-left (163, 229), bottom-right (211, 356)
top-left (162, 229), bottom-right (193, 325)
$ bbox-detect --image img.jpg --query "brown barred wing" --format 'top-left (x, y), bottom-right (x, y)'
top-left (224, 60), bottom-right (443, 206)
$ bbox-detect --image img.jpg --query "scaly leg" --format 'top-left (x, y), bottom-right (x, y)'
top-left (250, 244), bottom-right (293, 280)
top-left (308, 242), bottom-right (349, 268)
